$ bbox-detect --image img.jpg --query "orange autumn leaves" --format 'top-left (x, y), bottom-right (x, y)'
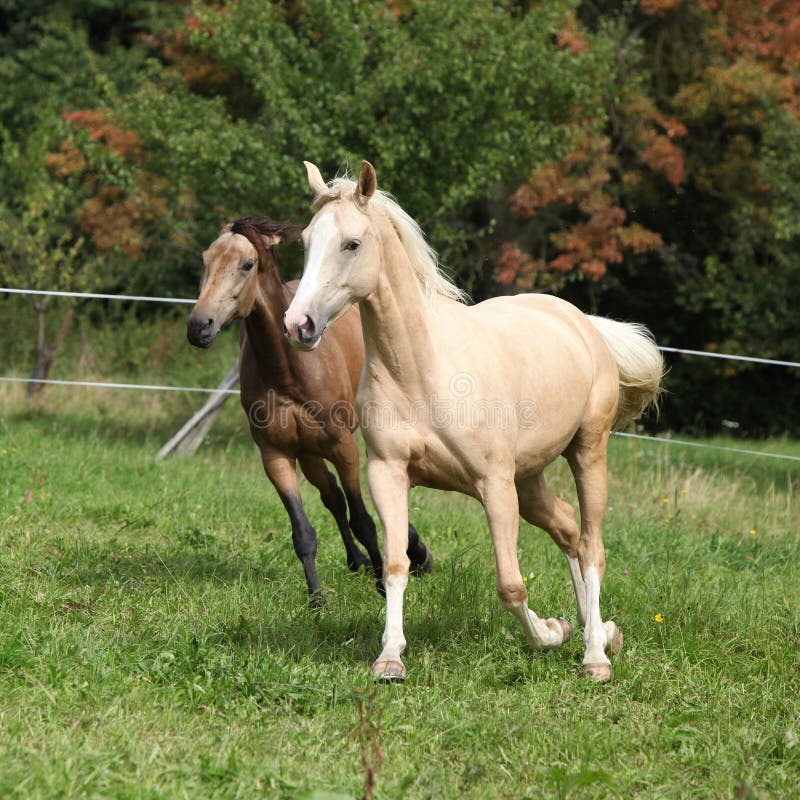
top-left (499, 133), bottom-right (669, 288)
top-left (497, 0), bottom-right (800, 291)
top-left (45, 110), bottom-right (174, 258)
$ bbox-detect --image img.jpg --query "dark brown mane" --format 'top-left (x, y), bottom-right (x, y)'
top-left (230, 214), bottom-right (297, 242)
top-left (229, 215), bottom-right (298, 274)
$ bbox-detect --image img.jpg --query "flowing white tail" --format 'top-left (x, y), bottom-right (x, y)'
top-left (589, 316), bottom-right (664, 429)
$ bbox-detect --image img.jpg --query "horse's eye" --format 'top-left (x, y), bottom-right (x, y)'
top-left (242, 259), bottom-right (255, 272)
top-left (343, 240), bottom-right (360, 252)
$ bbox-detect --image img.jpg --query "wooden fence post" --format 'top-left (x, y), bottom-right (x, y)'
top-left (156, 360), bottom-right (239, 459)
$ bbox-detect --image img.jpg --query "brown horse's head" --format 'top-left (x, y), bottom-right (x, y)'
top-left (187, 215), bottom-right (295, 348)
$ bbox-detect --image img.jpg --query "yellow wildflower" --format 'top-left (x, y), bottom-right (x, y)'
top-left (749, 528), bottom-right (756, 536)
top-left (654, 613), bottom-right (664, 623)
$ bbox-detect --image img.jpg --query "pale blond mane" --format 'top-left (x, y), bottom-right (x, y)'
top-left (313, 177), bottom-right (468, 304)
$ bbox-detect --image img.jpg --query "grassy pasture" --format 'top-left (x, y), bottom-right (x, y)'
top-left (1, 320), bottom-right (799, 799)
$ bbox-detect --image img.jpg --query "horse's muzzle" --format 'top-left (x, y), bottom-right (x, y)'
top-left (187, 315), bottom-right (217, 348)
top-left (284, 314), bottom-right (322, 350)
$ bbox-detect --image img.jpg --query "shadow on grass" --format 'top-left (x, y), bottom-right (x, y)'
top-left (46, 539), bottom-right (500, 668)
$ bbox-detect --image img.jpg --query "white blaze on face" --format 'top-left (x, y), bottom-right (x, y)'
top-left (285, 212), bottom-right (338, 331)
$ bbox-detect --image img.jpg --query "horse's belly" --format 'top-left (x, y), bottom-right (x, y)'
top-left (405, 432), bottom-right (484, 496)
top-left (513, 427), bottom-right (578, 478)
top-left (407, 454), bottom-right (474, 495)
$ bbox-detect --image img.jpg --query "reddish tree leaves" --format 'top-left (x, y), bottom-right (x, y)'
top-left (47, 109), bottom-right (171, 258)
top-left (503, 134), bottom-right (665, 287)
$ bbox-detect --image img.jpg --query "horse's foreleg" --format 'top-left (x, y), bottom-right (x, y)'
top-left (260, 448), bottom-right (325, 608)
top-left (367, 458), bottom-right (410, 681)
top-left (299, 455), bottom-right (370, 574)
top-left (517, 472), bottom-right (587, 627)
top-left (567, 430), bottom-right (623, 683)
top-left (482, 477), bottom-right (573, 652)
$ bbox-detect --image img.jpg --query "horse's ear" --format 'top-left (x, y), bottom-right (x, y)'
top-left (304, 161), bottom-right (328, 197)
top-left (356, 160), bottom-right (377, 207)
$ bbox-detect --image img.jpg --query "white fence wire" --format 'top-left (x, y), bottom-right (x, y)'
top-left (2, 286), bottom-right (798, 464)
top-left (0, 286), bottom-right (195, 305)
top-left (4, 286), bottom-right (799, 368)
top-left (0, 375), bottom-right (239, 395)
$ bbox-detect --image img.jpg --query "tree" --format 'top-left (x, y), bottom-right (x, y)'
top-left (112, 0), bottom-right (618, 295)
top-left (497, 0), bottom-right (800, 434)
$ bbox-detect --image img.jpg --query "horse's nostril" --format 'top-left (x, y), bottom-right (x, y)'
top-left (187, 315), bottom-right (216, 346)
top-left (298, 316), bottom-right (316, 343)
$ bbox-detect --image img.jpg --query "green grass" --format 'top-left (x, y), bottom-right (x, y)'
top-left (1, 351), bottom-right (800, 798)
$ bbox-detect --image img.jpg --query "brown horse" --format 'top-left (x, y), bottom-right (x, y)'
top-left (187, 215), bottom-right (432, 606)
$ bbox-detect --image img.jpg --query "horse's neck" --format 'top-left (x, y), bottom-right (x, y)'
top-left (359, 230), bottom-right (438, 391)
top-left (245, 267), bottom-right (293, 385)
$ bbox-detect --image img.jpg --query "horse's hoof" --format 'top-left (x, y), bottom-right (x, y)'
top-left (411, 547), bottom-right (434, 577)
top-left (610, 626), bottom-right (624, 656)
top-left (582, 662), bottom-right (612, 683)
top-left (558, 617), bottom-right (573, 644)
top-left (308, 591), bottom-right (327, 610)
top-left (347, 554), bottom-right (371, 573)
top-left (371, 659), bottom-right (406, 682)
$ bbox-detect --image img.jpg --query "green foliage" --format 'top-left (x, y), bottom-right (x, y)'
top-left (2, 1), bottom-right (616, 298)
top-left (556, 1), bottom-right (800, 435)
top-left (115, 0), bottom-right (613, 293)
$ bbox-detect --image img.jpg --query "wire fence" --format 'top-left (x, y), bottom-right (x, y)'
top-left (4, 286), bottom-right (799, 369)
top-left (0, 375), bottom-right (239, 396)
top-left (2, 286), bottom-right (799, 464)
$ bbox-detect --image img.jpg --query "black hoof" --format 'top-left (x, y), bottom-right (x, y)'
top-left (308, 591), bottom-right (328, 610)
top-left (410, 546), bottom-right (434, 577)
top-left (347, 553), bottom-right (371, 573)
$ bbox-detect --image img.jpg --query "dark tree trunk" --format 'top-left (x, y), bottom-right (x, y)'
top-left (27, 304), bottom-right (75, 397)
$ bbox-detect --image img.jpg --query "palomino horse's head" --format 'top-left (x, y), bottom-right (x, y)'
top-left (187, 216), bottom-right (294, 348)
top-left (284, 161), bottom-right (383, 350)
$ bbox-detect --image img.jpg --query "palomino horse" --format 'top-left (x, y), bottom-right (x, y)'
top-left (187, 214), bottom-right (433, 606)
top-left (284, 162), bottom-right (663, 681)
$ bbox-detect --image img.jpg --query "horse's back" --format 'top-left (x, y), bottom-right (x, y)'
top-left (471, 293), bottom-right (600, 343)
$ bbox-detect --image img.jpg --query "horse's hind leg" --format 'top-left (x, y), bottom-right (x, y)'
top-left (565, 429), bottom-right (623, 683)
top-left (328, 438), bottom-right (385, 590)
top-left (299, 455), bottom-right (370, 573)
top-left (517, 472), bottom-right (587, 627)
top-left (407, 523), bottom-right (434, 576)
top-left (259, 447), bottom-right (325, 608)
top-left (481, 477), bottom-right (573, 653)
